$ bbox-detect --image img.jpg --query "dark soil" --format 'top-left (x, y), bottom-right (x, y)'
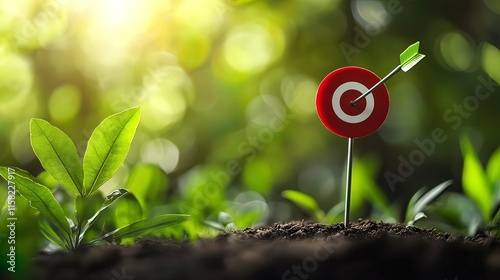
top-left (13, 220), bottom-right (500, 280)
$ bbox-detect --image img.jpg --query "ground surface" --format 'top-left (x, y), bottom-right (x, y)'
top-left (9, 220), bottom-right (500, 280)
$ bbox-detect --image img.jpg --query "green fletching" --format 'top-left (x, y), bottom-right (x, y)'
top-left (401, 53), bottom-right (425, 72)
top-left (399, 42), bottom-right (425, 72)
top-left (400, 42), bottom-right (420, 64)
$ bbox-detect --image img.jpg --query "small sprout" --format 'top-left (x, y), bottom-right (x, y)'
top-left (405, 180), bottom-right (453, 226)
top-left (204, 211), bottom-right (238, 232)
top-left (0, 107), bottom-right (189, 251)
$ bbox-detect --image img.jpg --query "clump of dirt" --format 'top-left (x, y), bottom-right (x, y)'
top-left (9, 220), bottom-right (500, 280)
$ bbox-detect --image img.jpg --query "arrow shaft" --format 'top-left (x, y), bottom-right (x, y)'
top-left (351, 64), bottom-right (402, 106)
top-left (344, 137), bottom-right (353, 227)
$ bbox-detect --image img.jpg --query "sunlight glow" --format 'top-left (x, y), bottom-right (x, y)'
top-left (79, 0), bottom-right (153, 72)
top-left (89, 0), bottom-right (151, 31)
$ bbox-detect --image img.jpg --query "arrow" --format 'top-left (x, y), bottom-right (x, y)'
top-left (350, 41), bottom-right (425, 106)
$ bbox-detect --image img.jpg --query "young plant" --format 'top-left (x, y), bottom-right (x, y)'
top-left (204, 212), bottom-right (238, 232)
top-left (204, 191), bottom-right (270, 232)
top-left (0, 107), bottom-right (189, 250)
top-left (422, 135), bottom-right (500, 236)
top-left (405, 180), bottom-right (453, 226)
top-left (460, 135), bottom-right (500, 225)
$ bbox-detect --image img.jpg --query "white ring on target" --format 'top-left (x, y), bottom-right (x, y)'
top-left (332, 82), bottom-right (375, 124)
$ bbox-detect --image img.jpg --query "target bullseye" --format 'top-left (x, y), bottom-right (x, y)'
top-left (332, 81), bottom-right (374, 123)
top-left (316, 66), bottom-right (389, 138)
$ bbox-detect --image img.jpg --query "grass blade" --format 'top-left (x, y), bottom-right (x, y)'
top-left (99, 214), bottom-right (190, 241)
top-left (83, 107), bottom-right (141, 194)
top-left (30, 119), bottom-right (84, 196)
top-left (460, 135), bottom-right (492, 221)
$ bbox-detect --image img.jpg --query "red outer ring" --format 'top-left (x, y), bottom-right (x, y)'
top-left (316, 66), bottom-right (390, 138)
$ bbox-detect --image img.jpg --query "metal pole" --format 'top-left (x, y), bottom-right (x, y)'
top-left (351, 64), bottom-right (402, 106)
top-left (344, 137), bottom-right (353, 227)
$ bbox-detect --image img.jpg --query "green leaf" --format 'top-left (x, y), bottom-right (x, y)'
top-left (218, 211), bottom-right (233, 225)
top-left (234, 201), bottom-right (269, 228)
top-left (30, 119), bottom-right (84, 196)
top-left (114, 192), bottom-right (142, 228)
top-left (487, 146), bottom-right (500, 185)
top-left (75, 192), bottom-right (105, 242)
top-left (203, 220), bottom-right (226, 231)
top-left (323, 201), bottom-right (344, 224)
top-left (83, 107), bottom-right (141, 194)
top-left (282, 190), bottom-right (323, 221)
top-left (492, 205), bottom-right (500, 225)
top-left (400, 41), bottom-right (425, 72)
top-left (0, 167), bottom-right (72, 245)
top-left (460, 135), bottom-right (492, 221)
top-left (429, 192), bottom-right (483, 235)
top-left (36, 171), bottom-right (60, 191)
top-left (409, 180), bottom-right (453, 221)
top-left (7, 167), bottom-right (38, 182)
top-left (78, 188), bottom-right (129, 242)
top-left (408, 212), bottom-right (427, 226)
top-left (76, 191), bottom-right (104, 225)
top-left (39, 217), bottom-right (68, 250)
top-left (99, 214), bottom-right (190, 241)
top-left (405, 187), bottom-right (427, 222)
top-left (125, 164), bottom-right (168, 208)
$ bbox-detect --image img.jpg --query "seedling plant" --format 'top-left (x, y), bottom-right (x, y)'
top-left (0, 107), bottom-right (189, 251)
top-left (422, 135), bottom-right (500, 236)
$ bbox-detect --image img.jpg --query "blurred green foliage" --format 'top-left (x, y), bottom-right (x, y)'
top-left (418, 136), bottom-right (500, 236)
top-left (0, 0), bottom-right (499, 259)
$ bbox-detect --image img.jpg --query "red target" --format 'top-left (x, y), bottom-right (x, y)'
top-left (316, 66), bottom-right (390, 138)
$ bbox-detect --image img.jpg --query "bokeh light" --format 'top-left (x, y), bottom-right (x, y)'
top-left (225, 22), bottom-right (284, 74)
top-left (141, 138), bottom-right (180, 174)
top-left (48, 84), bottom-right (81, 122)
top-left (481, 42), bottom-right (500, 83)
top-left (437, 31), bottom-right (476, 72)
top-left (0, 52), bottom-right (32, 109)
top-left (351, 0), bottom-right (390, 33)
